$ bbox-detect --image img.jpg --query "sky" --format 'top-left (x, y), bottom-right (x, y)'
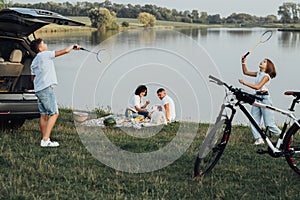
top-left (12, 0), bottom-right (299, 17)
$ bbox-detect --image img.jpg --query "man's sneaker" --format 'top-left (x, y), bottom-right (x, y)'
top-left (254, 138), bottom-right (264, 145)
top-left (40, 139), bottom-right (59, 147)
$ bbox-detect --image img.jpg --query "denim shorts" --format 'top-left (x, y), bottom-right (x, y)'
top-left (35, 86), bottom-right (59, 116)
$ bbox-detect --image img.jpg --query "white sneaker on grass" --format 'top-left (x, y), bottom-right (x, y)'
top-left (254, 138), bottom-right (264, 145)
top-left (40, 138), bottom-right (59, 147)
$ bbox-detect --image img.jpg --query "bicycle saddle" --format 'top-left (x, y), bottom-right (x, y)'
top-left (284, 91), bottom-right (300, 99)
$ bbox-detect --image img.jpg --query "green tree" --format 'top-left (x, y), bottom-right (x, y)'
top-left (207, 14), bottom-right (222, 24)
top-left (158, 7), bottom-right (174, 21)
top-left (103, 0), bottom-right (112, 9)
top-left (121, 21), bottom-right (129, 27)
top-left (88, 7), bottom-right (119, 29)
top-left (225, 13), bottom-right (256, 25)
top-left (0, 0), bottom-right (8, 9)
top-left (265, 15), bottom-right (278, 23)
top-left (199, 12), bottom-right (208, 23)
top-left (138, 12), bottom-right (156, 27)
top-left (278, 2), bottom-right (299, 23)
top-left (88, 8), bottom-right (101, 28)
top-left (191, 10), bottom-right (200, 21)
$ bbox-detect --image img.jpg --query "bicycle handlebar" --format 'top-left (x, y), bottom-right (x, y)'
top-left (208, 75), bottom-right (224, 84)
top-left (209, 75), bottom-right (230, 88)
top-left (209, 75), bottom-right (263, 103)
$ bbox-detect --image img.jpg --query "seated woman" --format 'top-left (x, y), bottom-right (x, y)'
top-left (125, 85), bottom-right (151, 119)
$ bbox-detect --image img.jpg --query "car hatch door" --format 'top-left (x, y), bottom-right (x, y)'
top-left (0, 8), bottom-right (85, 37)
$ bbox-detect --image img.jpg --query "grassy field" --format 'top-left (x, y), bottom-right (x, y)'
top-left (37, 17), bottom-right (227, 33)
top-left (1, 109), bottom-right (300, 199)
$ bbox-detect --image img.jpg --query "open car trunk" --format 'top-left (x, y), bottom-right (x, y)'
top-left (0, 8), bottom-right (85, 93)
top-left (0, 7), bottom-right (85, 37)
top-left (0, 7), bottom-right (85, 129)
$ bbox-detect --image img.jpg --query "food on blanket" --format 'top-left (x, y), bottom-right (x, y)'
top-left (104, 117), bottom-right (116, 127)
top-left (134, 116), bottom-right (144, 121)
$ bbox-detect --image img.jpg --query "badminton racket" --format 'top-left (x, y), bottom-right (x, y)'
top-left (74, 45), bottom-right (111, 64)
top-left (243, 30), bottom-right (273, 58)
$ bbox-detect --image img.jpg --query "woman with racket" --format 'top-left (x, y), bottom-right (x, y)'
top-left (238, 56), bottom-right (281, 145)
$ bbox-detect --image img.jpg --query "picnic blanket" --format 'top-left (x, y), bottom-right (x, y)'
top-left (81, 111), bottom-right (167, 129)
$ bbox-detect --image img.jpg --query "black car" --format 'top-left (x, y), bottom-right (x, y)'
top-left (0, 7), bottom-right (85, 129)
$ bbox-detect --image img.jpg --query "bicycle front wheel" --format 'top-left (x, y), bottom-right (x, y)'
top-left (194, 118), bottom-right (231, 177)
top-left (283, 122), bottom-right (300, 175)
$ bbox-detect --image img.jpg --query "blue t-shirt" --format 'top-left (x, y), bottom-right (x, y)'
top-left (31, 51), bottom-right (57, 92)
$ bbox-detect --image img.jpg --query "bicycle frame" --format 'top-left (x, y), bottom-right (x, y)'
top-left (194, 75), bottom-right (300, 177)
top-left (223, 88), bottom-right (300, 156)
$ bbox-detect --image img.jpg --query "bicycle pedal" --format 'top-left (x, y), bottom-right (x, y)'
top-left (256, 149), bottom-right (268, 154)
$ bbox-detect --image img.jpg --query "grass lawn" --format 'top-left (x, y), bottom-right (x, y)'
top-left (1, 108), bottom-right (300, 199)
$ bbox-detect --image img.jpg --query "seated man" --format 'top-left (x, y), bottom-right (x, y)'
top-left (156, 88), bottom-right (176, 122)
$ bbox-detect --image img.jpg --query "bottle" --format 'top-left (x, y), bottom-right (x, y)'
top-left (126, 109), bottom-right (133, 121)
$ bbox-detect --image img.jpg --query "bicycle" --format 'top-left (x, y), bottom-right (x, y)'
top-left (194, 75), bottom-right (300, 177)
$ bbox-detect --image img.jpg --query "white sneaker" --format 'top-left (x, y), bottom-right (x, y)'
top-left (40, 138), bottom-right (59, 147)
top-left (254, 138), bottom-right (264, 145)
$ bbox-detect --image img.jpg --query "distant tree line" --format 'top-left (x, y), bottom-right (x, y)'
top-left (8, 1), bottom-right (300, 25)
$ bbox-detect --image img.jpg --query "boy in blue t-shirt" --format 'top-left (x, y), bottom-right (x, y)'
top-left (30, 38), bottom-right (81, 147)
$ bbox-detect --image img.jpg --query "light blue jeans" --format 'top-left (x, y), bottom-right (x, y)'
top-left (250, 95), bottom-right (281, 139)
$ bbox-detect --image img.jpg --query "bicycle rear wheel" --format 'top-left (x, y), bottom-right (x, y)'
top-left (194, 117), bottom-right (231, 177)
top-left (283, 122), bottom-right (300, 175)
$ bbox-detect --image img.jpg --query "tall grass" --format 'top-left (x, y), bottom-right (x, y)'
top-left (1, 108), bottom-right (300, 199)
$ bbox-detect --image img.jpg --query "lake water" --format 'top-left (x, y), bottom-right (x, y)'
top-left (36, 27), bottom-right (300, 124)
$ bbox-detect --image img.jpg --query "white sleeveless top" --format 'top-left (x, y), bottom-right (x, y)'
top-left (255, 71), bottom-right (270, 92)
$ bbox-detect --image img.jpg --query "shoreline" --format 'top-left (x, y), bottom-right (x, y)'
top-left (278, 28), bottom-right (300, 32)
top-left (36, 17), bottom-right (300, 33)
top-left (37, 25), bottom-right (300, 34)
top-left (36, 26), bottom-right (96, 33)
